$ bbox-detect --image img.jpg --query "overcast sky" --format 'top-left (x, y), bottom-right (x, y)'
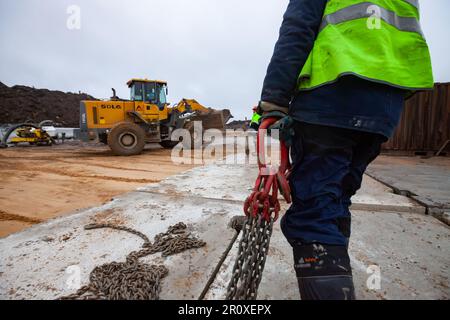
top-left (1, 0), bottom-right (449, 120)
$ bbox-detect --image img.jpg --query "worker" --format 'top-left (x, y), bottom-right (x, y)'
top-left (250, 107), bottom-right (261, 131)
top-left (258, 0), bottom-right (433, 300)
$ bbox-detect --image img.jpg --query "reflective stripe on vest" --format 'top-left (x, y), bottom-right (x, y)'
top-left (320, 2), bottom-right (423, 36)
top-left (402, 0), bottom-right (419, 9)
top-left (298, 0), bottom-right (434, 91)
top-left (327, 0), bottom-right (419, 9)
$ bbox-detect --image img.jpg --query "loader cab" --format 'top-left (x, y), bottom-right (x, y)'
top-left (128, 79), bottom-right (168, 110)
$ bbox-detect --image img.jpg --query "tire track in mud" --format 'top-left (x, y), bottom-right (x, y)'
top-left (0, 152), bottom-right (178, 169)
top-left (0, 147), bottom-right (111, 159)
top-left (53, 159), bottom-right (166, 173)
top-left (0, 210), bottom-right (43, 224)
top-left (2, 152), bottom-right (167, 184)
top-left (0, 153), bottom-right (111, 161)
top-left (0, 145), bottom-right (192, 237)
top-left (0, 164), bottom-right (161, 183)
top-left (1, 155), bottom-right (187, 176)
top-left (0, 146), bottom-right (172, 160)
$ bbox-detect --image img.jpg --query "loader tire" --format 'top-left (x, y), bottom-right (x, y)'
top-left (108, 122), bottom-right (146, 156)
top-left (159, 141), bottom-right (179, 149)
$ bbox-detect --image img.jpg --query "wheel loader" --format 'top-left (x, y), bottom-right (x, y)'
top-left (79, 79), bottom-right (232, 156)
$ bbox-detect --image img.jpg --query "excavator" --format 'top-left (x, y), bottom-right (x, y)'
top-left (79, 78), bottom-right (232, 156)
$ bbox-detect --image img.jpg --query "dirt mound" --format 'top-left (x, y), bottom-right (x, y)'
top-left (0, 82), bottom-right (96, 127)
top-left (226, 120), bottom-right (250, 130)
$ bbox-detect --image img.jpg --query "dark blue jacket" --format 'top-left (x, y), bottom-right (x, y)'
top-left (261, 0), bottom-right (405, 138)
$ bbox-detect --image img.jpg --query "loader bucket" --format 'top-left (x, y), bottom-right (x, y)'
top-left (189, 109), bottom-right (232, 131)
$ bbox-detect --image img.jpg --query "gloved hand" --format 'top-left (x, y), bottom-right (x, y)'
top-left (269, 116), bottom-right (295, 147)
top-left (257, 101), bottom-right (294, 147)
top-left (258, 101), bottom-right (289, 115)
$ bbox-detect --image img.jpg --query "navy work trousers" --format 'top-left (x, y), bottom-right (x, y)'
top-left (281, 121), bottom-right (386, 246)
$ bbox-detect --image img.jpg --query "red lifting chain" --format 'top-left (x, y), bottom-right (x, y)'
top-left (244, 116), bottom-right (292, 222)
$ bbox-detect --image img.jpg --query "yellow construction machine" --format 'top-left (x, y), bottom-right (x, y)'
top-left (79, 79), bottom-right (231, 156)
top-left (0, 123), bottom-right (54, 148)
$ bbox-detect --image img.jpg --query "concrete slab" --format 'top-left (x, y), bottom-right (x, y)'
top-left (0, 156), bottom-right (447, 300)
top-left (349, 210), bottom-right (449, 300)
top-left (139, 164), bottom-right (424, 214)
top-left (205, 206), bottom-right (450, 300)
top-left (0, 192), bottom-right (241, 300)
top-left (367, 156), bottom-right (450, 210)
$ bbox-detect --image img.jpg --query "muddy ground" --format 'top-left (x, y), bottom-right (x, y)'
top-left (0, 142), bottom-right (193, 237)
top-left (2, 140), bottom-right (448, 240)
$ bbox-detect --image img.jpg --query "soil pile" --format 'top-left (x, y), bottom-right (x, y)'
top-left (0, 82), bottom-right (96, 127)
top-left (226, 120), bottom-right (250, 130)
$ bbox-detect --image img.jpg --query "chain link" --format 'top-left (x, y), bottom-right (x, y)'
top-left (226, 115), bottom-right (291, 300)
top-left (60, 222), bottom-right (206, 300)
top-left (226, 215), bottom-right (274, 300)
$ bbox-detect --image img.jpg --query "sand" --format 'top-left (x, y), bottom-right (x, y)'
top-left (0, 142), bottom-right (193, 237)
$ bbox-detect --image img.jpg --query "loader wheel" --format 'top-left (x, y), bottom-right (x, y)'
top-left (107, 122), bottom-right (146, 156)
top-left (159, 141), bottom-right (179, 149)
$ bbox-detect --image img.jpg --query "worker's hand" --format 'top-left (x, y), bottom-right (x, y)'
top-left (258, 101), bottom-right (289, 115)
top-left (256, 101), bottom-right (292, 142)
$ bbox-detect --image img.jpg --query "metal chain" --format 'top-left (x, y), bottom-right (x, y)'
top-left (226, 115), bottom-right (291, 300)
top-left (60, 222), bottom-right (206, 300)
top-left (226, 215), bottom-right (274, 300)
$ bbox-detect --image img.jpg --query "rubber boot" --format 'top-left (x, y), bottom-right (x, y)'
top-left (292, 243), bottom-right (356, 300)
top-left (297, 275), bottom-right (355, 300)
